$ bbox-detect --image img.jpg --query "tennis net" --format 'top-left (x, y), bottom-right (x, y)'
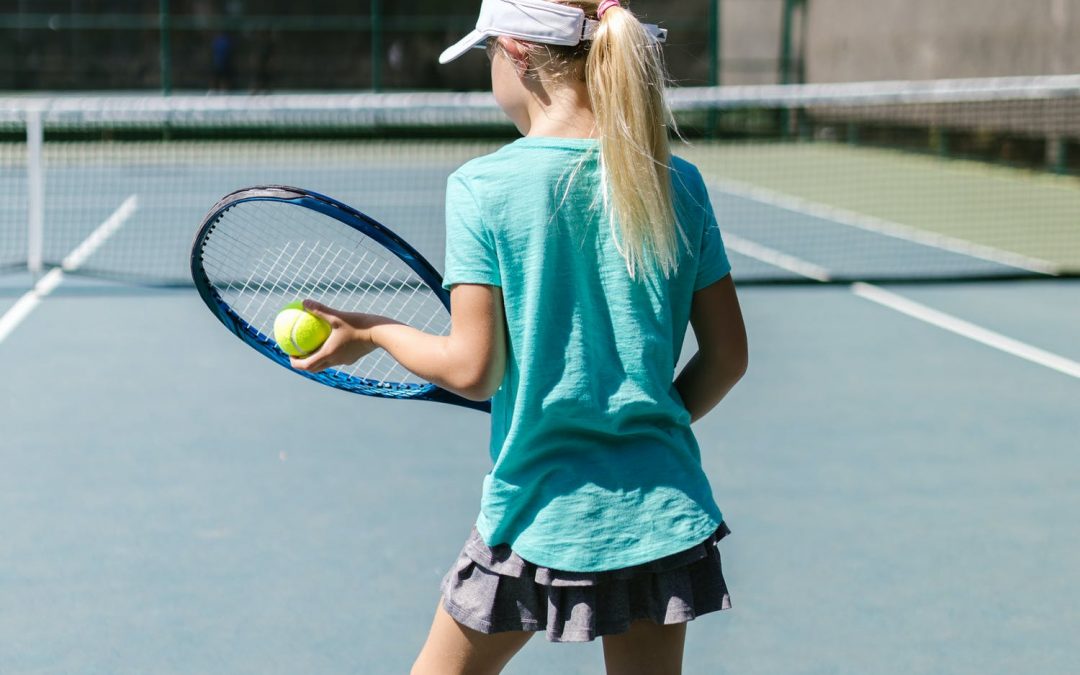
top-left (1, 75), bottom-right (1078, 286)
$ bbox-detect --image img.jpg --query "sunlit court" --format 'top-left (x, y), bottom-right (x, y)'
top-left (1, 2), bottom-right (1078, 674)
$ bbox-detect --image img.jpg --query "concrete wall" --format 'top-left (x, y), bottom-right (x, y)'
top-left (806, 0), bottom-right (1080, 82)
top-left (722, 0), bottom-right (785, 85)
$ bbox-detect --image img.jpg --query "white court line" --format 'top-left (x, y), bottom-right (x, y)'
top-left (61, 196), bottom-right (138, 270)
top-left (709, 177), bottom-right (1061, 276)
top-left (718, 224), bottom-right (1078, 380)
top-left (0, 268), bottom-right (64, 345)
top-left (852, 283), bottom-right (1080, 380)
top-left (722, 232), bottom-right (833, 282)
top-left (705, 177), bottom-right (1074, 377)
top-left (0, 195), bottom-right (138, 346)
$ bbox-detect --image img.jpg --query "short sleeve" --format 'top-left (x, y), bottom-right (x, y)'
top-left (693, 180), bottom-right (732, 291)
top-left (443, 172), bottom-right (502, 289)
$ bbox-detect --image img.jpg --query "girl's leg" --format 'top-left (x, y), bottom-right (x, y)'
top-left (601, 620), bottom-right (687, 675)
top-left (411, 603), bottom-right (534, 675)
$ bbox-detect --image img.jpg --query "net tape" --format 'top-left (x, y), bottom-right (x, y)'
top-left (0, 74), bottom-right (1078, 126)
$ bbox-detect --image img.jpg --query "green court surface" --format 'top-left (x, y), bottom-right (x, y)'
top-left (682, 142), bottom-right (1080, 271)
top-left (1, 279), bottom-right (1077, 674)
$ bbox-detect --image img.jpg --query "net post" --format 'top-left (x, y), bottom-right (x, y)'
top-left (371, 0), bottom-right (383, 92)
top-left (778, 1), bottom-right (794, 136)
top-left (160, 0), bottom-right (172, 96)
top-left (778, 0), bottom-right (809, 139)
top-left (707, 0), bottom-right (721, 138)
top-left (26, 107), bottom-right (45, 277)
top-left (779, 0), bottom-right (795, 85)
top-left (709, 0), bottom-right (721, 88)
top-left (846, 122), bottom-right (859, 146)
top-left (1047, 136), bottom-right (1066, 175)
top-left (931, 127), bottom-right (950, 159)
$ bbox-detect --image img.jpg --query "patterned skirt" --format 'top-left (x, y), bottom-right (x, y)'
top-left (440, 523), bottom-right (732, 643)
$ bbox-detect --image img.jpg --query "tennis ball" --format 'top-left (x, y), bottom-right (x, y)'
top-left (273, 301), bottom-right (331, 357)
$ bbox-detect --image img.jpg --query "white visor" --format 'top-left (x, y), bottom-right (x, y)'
top-left (439, 0), bottom-right (668, 64)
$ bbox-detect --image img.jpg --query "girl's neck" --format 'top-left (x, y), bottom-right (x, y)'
top-left (522, 78), bottom-right (597, 139)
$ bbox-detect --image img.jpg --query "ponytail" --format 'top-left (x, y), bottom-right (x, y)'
top-left (583, 1), bottom-right (684, 279)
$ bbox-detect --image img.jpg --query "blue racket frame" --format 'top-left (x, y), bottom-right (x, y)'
top-left (191, 185), bottom-right (491, 413)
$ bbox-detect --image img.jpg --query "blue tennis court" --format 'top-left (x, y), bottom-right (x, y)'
top-left (2, 83), bottom-right (1079, 672)
top-left (2, 210), bottom-right (1077, 675)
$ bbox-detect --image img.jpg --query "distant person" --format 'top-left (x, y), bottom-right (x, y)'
top-left (289, 1), bottom-right (747, 673)
top-left (210, 32), bottom-right (235, 92)
top-left (388, 39), bottom-right (405, 73)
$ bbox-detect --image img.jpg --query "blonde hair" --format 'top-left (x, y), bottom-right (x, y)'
top-left (501, 1), bottom-right (685, 279)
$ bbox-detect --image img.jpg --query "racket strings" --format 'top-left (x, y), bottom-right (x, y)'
top-left (200, 199), bottom-right (450, 386)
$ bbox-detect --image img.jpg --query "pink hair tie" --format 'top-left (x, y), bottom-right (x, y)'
top-left (597, 0), bottom-right (621, 19)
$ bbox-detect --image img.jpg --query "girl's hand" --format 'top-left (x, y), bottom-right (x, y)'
top-left (289, 300), bottom-right (395, 373)
top-left (290, 285), bottom-right (505, 401)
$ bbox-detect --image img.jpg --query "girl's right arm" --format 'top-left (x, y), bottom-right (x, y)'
top-left (674, 275), bottom-right (748, 423)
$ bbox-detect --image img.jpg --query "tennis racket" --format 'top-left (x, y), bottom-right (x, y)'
top-left (190, 185), bottom-right (490, 412)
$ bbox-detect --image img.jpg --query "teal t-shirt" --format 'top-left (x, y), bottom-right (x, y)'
top-left (443, 136), bottom-right (731, 572)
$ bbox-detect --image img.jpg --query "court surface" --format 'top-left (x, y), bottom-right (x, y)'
top-left (1, 274), bottom-right (1077, 674)
top-left (1, 136), bottom-right (1078, 673)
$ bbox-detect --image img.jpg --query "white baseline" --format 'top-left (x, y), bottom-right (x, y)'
top-left (0, 195), bottom-right (139, 346)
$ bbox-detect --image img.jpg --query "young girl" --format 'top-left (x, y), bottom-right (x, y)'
top-left (294, 1), bottom-right (748, 672)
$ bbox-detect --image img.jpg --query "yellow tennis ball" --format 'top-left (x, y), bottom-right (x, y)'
top-left (273, 301), bottom-right (331, 357)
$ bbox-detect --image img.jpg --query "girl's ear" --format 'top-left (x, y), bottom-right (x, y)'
top-left (497, 36), bottom-right (530, 76)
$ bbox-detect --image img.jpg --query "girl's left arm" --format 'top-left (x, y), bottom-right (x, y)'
top-left (291, 284), bottom-right (506, 402)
